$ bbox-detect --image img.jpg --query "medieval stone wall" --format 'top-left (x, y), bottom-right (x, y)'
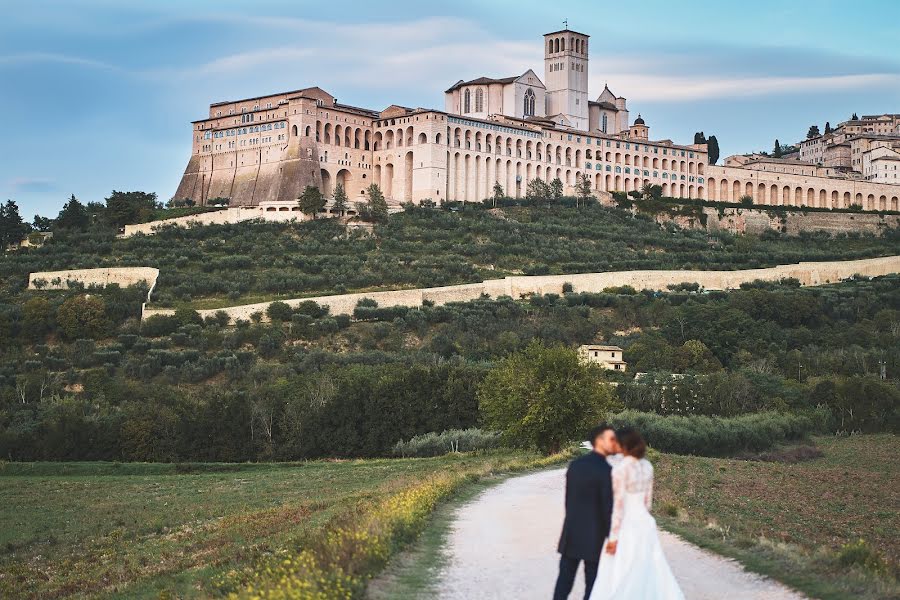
top-left (660, 206), bottom-right (900, 236)
top-left (141, 256), bottom-right (900, 323)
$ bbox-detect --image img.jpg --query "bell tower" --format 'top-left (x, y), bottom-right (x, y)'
top-left (544, 26), bottom-right (589, 131)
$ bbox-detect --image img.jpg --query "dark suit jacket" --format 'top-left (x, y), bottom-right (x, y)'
top-left (557, 451), bottom-right (614, 561)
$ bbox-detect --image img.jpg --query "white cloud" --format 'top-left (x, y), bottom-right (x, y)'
top-left (0, 52), bottom-right (121, 71)
top-left (598, 73), bottom-right (900, 102)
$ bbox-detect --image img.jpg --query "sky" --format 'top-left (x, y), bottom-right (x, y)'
top-left (2, 0), bottom-right (899, 218)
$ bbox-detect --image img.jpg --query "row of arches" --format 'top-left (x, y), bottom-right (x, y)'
top-left (445, 151), bottom-right (703, 202)
top-left (705, 177), bottom-right (900, 211)
top-left (290, 121), bottom-right (373, 150)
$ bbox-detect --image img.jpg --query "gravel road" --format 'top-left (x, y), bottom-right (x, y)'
top-left (435, 468), bottom-right (807, 600)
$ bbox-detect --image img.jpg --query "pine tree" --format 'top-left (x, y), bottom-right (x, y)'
top-left (332, 183), bottom-right (348, 216)
top-left (773, 139), bottom-right (783, 158)
top-left (298, 186), bottom-right (325, 219)
top-left (0, 200), bottom-right (29, 248)
top-left (824, 121), bottom-right (832, 135)
top-left (56, 194), bottom-right (90, 230)
top-left (806, 125), bottom-right (821, 139)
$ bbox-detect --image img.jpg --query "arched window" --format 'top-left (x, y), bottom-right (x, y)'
top-left (601, 114), bottom-right (608, 133)
top-left (524, 88), bottom-right (536, 117)
top-left (464, 89), bottom-right (471, 114)
top-left (475, 88), bottom-right (484, 113)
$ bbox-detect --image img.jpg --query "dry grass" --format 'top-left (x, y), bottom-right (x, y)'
top-left (653, 434), bottom-right (899, 599)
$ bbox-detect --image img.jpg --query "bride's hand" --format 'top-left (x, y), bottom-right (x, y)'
top-left (606, 541), bottom-right (617, 555)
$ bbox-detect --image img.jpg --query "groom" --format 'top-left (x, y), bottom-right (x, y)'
top-left (552, 424), bottom-right (617, 600)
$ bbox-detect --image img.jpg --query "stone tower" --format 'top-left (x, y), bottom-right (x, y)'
top-left (543, 27), bottom-right (589, 131)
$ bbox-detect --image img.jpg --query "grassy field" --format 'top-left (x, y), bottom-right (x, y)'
top-left (0, 452), bottom-right (563, 599)
top-left (654, 434), bottom-right (899, 600)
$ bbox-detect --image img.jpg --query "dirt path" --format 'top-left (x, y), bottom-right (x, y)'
top-left (435, 468), bottom-right (807, 600)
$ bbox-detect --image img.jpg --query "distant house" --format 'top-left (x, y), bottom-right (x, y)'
top-left (578, 344), bottom-right (626, 372)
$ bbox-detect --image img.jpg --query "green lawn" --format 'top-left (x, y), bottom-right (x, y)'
top-left (0, 453), bottom-right (553, 599)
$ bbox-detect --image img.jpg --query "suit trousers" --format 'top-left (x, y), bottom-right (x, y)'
top-left (553, 554), bottom-right (599, 600)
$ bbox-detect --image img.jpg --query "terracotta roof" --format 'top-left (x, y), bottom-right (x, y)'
top-left (445, 76), bottom-right (518, 93)
top-left (543, 29), bottom-right (589, 37)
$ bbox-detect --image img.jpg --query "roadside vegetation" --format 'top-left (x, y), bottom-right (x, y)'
top-left (0, 451), bottom-right (569, 599)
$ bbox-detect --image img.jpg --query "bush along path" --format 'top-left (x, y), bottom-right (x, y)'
top-left (378, 468), bottom-right (808, 600)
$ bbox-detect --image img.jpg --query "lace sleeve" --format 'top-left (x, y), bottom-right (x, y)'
top-left (608, 463), bottom-right (628, 542)
top-left (644, 464), bottom-right (654, 511)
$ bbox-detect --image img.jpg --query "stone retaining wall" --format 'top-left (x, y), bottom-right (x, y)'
top-left (28, 267), bottom-right (160, 300)
top-left (141, 256), bottom-right (900, 323)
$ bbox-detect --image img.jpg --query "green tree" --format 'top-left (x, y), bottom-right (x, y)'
top-left (105, 190), bottom-right (158, 228)
top-left (332, 183), bottom-right (348, 216)
top-left (693, 131), bottom-right (707, 145)
top-left (56, 295), bottom-right (108, 339)
top-left (299, 186), bottom-right (325, 219)
top-left (22, 297), bottom-right (55, 339)
top-left (478, 340), bottom-right (620, 454)
top-left (492, 181), bottom-right (505, 206)
top-left (738, 194), bottom-right (753, 206)
top-left (549, 178), bottom-right (564, 200)
top-left (851, 113), bottom-right (859, 121)
top-left (0, 200), bottom-right (29, 248)
top-left (365, 184), bottom-right (389, 223)
top-left (773, 139), bottom-right (783, 158)
top-left (806, 125), bottom-right (821, 139)
top-left (32, 215), bottom-right (53, 231)
top-left (824, 121), bottom-right (833, 134)
top-left (267, 301), bottom-right (293, 322)
top-left (575, 174), bottom-right (594, 207)
top-left (56, 195), bottom-right (90, 230)
top-left (526, 178), bottom-right (550, 200)
top-left (674, 339), bottom-right (723, 373)
top-left (706, 135), bottom-right (720, 165)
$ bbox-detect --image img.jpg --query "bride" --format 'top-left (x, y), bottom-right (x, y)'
top-left (589, 427), bottom-right (684, 600)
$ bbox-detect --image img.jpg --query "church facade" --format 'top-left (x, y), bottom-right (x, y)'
top-left (173, 28), bottom-right (900, 213)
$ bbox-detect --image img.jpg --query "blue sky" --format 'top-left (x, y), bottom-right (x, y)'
top-left (2, 0), bottom-right (899, 218)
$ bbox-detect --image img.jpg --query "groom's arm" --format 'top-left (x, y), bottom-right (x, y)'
top-left (601, 470), bottom-right (614, 536)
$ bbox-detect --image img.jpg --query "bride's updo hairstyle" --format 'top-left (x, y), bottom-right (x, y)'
top-left (616, 427), bottom-right (647, 459)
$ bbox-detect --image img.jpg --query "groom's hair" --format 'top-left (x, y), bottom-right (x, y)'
top-left (587, 423), bottom-right (615, 445)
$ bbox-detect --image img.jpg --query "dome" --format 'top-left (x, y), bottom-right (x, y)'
top-left (634, 114), bottom-right (646, 126)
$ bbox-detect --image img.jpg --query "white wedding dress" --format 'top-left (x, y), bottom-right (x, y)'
top-left (589, 456), bottom-right (685, 600)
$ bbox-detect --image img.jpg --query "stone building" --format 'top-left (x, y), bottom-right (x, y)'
top-left (578, 344), bottom-right (627, 372)
top-left (172, 27), bottom-right (900, 213)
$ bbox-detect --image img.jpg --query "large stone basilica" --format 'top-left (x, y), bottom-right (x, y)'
top-left (174, 28), bottom-right (899, 213)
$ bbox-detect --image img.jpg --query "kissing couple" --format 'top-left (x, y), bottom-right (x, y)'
top-left (553, 425), bottom-right (684, 600)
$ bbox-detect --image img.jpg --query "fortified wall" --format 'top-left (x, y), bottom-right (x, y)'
top-left (141, 256), bottom-right (900, 323)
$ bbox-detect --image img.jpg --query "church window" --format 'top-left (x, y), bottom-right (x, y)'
top-left (602, 114), bottom-right (608, 133)
top-left (464, 89), bottom-right (471, 114)
top-left (475, 88), bottom-right (484, 112)
top-left (524, 88), bottom-right (536, 117)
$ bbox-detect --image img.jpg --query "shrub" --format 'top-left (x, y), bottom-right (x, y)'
top-left (609, 409), bottom-right (829, 456)
top-left (141, 314), bottom-right (179, 337)
top-left (266, 301), bottom-right (293, 322)
top-left (392, 428), bottom-right (502, 457)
